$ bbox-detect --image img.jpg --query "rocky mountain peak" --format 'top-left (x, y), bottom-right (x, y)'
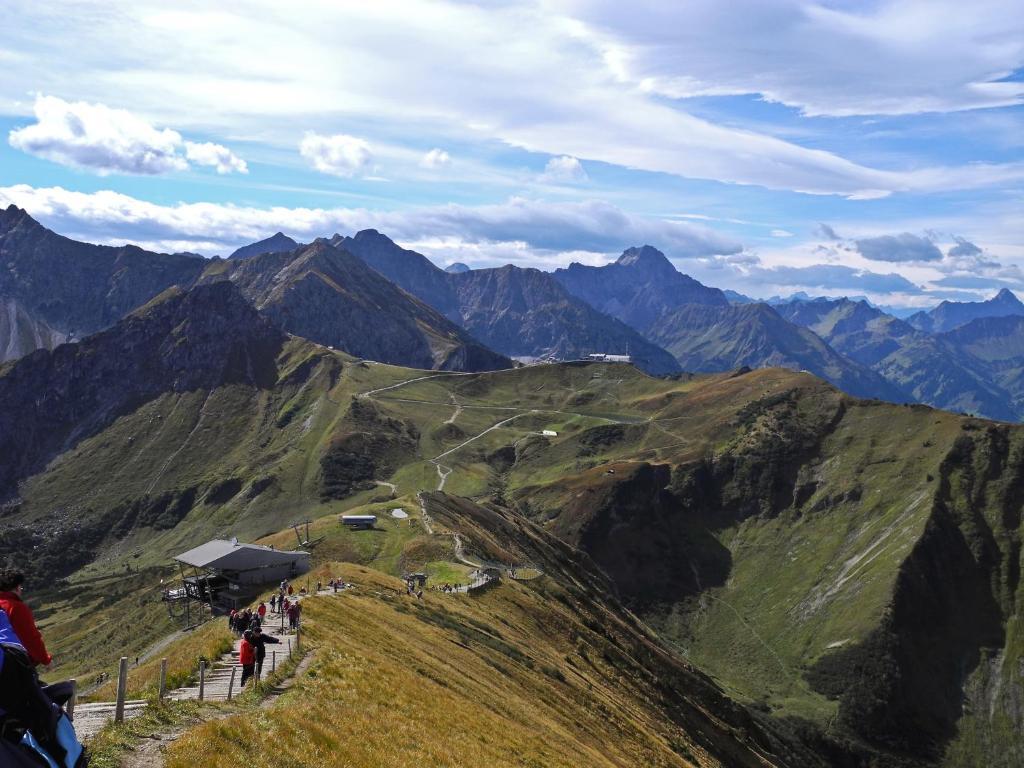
top-left (0, 204), bottom-right (39, 234)
top-left (615, 245), bottom-right (675, 275)
top-left (445, 262), bottom-right (471, 274)
top-left (991, 288), bottom-right (1022, 306)
top-left (352, 228), bottom-right (393, 244)
top-left (228, 231), bottom-right (299, 260)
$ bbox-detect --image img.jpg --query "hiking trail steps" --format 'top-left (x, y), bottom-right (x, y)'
top-left (72, 587), bottom-right (349, 741)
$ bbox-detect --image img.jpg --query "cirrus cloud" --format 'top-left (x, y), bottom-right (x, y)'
top-left (2, 3), bottom-right (1020, 196)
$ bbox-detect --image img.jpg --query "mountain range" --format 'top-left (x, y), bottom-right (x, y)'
top-left (907, 287), bottom-right (1024, 333)
top-left (3, 304), bottom-right (1022, 764)
top-left (0, 205), bottom-right (205, 361)
top-left (5, 209), bottom-right (1024, 764)
top-left (203, 239), bottom-right (510, 371)
top-left (337, 229), bottom-right (681, 374)
top-left (6, 205), bottom-right (1024, 420)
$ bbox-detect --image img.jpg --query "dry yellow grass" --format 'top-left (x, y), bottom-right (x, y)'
top-left (164, 564), bottom-right (722, 768)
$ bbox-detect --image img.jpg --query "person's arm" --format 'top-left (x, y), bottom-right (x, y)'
top-left (10, 601), bottom-right (51, 666)
top-left (266, 635), bottom-right (281, 644)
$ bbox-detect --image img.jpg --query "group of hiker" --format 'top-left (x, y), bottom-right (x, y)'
top-left (0, 568), bottom-right (84, 767)
top-left (227, 582), bottom-right (310, 688)
top-left (430, 582), bottom-right (462, 594)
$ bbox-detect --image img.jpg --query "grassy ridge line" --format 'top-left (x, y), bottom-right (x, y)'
top-left (163, 564), bottom-right (728, 768)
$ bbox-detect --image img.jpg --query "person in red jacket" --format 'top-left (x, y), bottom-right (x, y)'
top-left (239, 630), bottom-right (257, 686)
top-left (0, 569), bottom-right (51, 667)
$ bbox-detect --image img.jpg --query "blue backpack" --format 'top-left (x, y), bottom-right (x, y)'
top-left (0, 608), bottom-right (86, 768)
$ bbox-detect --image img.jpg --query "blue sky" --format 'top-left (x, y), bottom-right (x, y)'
top-left (0, 0), bottom-right (1022, 308)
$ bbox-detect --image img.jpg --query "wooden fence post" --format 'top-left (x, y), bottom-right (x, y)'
top-left (287, 638), bottom-right (292, 659)
top-left (227, 666), bottom-right (237, 701)
top-left (271, 650), bottom-right (276, 673)
top-left (114, 657), bottom-right (129, 723)
top-left (158, 658), bottom-right (168, 701)
top-left (198, 659), bottom-right (206, 701)
top-left (66, 679), bottom-right (77, 719)
top-left (296, 624), bottom-right (301, 651)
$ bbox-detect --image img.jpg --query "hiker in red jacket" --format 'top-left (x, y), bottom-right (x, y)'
top-left (257, 601), bottom-right (267, 620)
top-left (239, 630), bottom-right (257, 686)
top-left (0, 569), bottom-right (51, 667)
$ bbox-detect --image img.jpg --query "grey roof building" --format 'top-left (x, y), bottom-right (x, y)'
top-left (174, 539), bottom-right (310, 581)
top-left (167, 539), bottom-right (310, 617)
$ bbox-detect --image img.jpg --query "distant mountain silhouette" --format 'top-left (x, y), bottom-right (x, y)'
top-left (907, 289), bottom-right (1024, 333)
top-left (204, 240), bottom-right (510, 372)
top-left (0, 206), bottom-right (205, 362)
top-left (229, 232), bottom-right (301, 260)
top-left (647, 302), bottom-right (908, 401)
top-left (553, 245), bottom-right (729, 331)
top-left (340, 230), bottom-right (679, 374)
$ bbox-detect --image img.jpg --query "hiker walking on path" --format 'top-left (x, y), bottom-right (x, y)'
top-left (251, 626), bottom-right (280, 681)
top-left (287, 601), bottom-right (300, 630)
top-left (257, 601), bottom-right (267, 621)
top-left (239, 630), bottom-right (257, 686)
top-left (0, 569), bottom-right (52, 668)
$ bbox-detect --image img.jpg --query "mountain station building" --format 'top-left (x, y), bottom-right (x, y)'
top-left (169, 538), bottom-right (310, 613)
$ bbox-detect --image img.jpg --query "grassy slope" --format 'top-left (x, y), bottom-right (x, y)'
top-left (164, 565), bottom-right (760, 768)
top-left (14, 353), bottom-right (1024, 765)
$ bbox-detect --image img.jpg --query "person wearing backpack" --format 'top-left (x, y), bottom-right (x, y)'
top-left (250, 627), bottom-right (280, 681)
top-left (0, 607), bottom-right (76, 766)
top-left (0, 570), bottom-right (51, 668)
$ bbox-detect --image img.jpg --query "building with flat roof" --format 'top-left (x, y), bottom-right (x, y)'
top-left (167, 538), bottom-right (310, 616)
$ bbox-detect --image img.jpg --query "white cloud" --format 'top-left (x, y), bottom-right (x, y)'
top-left (1, 2), bottom-right (1019, 195)
top-left (7, 95), bottom-right (248, 175)
top-left (9, 95), bottom-right (186, 174)
top-left (770, 229), bottom-right (794, 238)
top-left (541, 155), bottom-right (588, 183)
top-left (183, 141), bottom-right (248, 174)
top-left (419, 148), bottom-right (451, 169)
top-left (561, 0), bottom-right (1024, 117)
top-left (0, 185), bottom-right (741, 262)
top-left (299, 132), bottom-right (372, 177)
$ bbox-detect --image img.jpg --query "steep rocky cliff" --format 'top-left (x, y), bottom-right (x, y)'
top-left (0, 206), bottom-right (206, 362)
top-left (0, 281), bottom-right (284, 501)
top-left (339, 229), bottom-right (680, 375)
top-left (203, 240), bottom-right (511, 371)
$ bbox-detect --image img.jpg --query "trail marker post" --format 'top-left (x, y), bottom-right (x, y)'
top-left (159, 658), bottom-right (168, 701)
top-left (114, 657), bottom-right (129, 723)
top-left (198, 659), bottom-right (206, 701)
top-left (227, 666), bottom-right (237, 701)
top-left (67, 680), bottom-right (77, 719)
